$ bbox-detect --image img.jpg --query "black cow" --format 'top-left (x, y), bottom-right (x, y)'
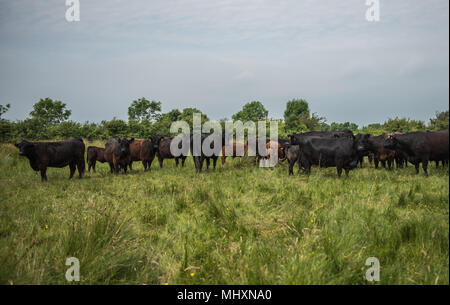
top-left (151, 136), bottom-right (187, 168)
top-left (296, 135), bottom-right (369, 178)
top-left (189, 133), bottom-right (228, 172)
top-left (285, 144), bottom-right (301, 175)
top-left (87, 146), bottom-right (106, 172)
top-left (366, 134), bottom-right (396, 170)
top-left (288, 130), bottom-right (354, 145)
top-left (384, 131), bottom-right (449, 176)
top-left (103, 138), bottom-right (134, 174)
top-left (15, 139), bottom-right (85, 181)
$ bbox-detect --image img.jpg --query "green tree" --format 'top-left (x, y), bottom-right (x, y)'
top-left (30, 98), bottom-right (71, 125)
top-left (177, 108), bottom-right (209, 132)
top-left (429, 110), bottom-right (449, 131)
top-left (383, 117), bottom-right (425, 132)
top-left (0, 103), bottom-right (11, 120)
top-left (284, 99), bottom-right (309, 131)
top-left (128, 98), bottom-right (161, 123)
top-left (232, 101), bottom-right (268, 122)
top-left (102, 118), bottom-right (129, 138)
top-left (329, 122), bottom-right (359, 131)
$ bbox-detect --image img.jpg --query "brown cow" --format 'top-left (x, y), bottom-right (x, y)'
top-left (87, 146), bottom-right (106, 172)
top-left (127, 138), bottom-right (156, 171)
top-left (221, 142), bottom-right (248, 165)
top-left (104, 138), bottom-right (134, 174)
top-left (265, 140), bottom-right (287, 161)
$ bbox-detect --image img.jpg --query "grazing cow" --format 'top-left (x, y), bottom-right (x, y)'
top-left (151, 136), bottom-right (187, 168)
top-left (15, 139), bottom-right (85, 181)
top-left (87, 146), bottom-right (106, 172)
top-left (284, 144), bottom-right (301, 175)
top-left (128, 138), bottom-right (156, 171)
top-left (221, 142), bottom-right (248, 165)
top-left (384, 131), bottom-right (449, 176)
top-left (296, 135), bottom-right (369, 178)
top-left (103, 138), bottom-right (134, 174)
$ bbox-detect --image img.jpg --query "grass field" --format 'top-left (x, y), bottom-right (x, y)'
top-left (0, 140), bottom-right (448, 285)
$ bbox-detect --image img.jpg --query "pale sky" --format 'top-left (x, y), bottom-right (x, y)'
top-left (0, 0), bottom-right (448, 126)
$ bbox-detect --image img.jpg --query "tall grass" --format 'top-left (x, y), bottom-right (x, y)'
top-left (0, 141), bottom-right (448, 284)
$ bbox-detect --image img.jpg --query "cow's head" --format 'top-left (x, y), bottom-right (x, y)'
top-left (354, 133), bottom-right (371, 153)
top-left (383, 134), bottom-right (398, 149)
top-left (15, 140), bottom-right (35, 156)
top-left (151, 136), bottom-right (163, 149)
top-left (118, 138), bottom-right (133, 156)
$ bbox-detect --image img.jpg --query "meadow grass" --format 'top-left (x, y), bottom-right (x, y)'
top-left (0, 141), bottom-right (448, 284)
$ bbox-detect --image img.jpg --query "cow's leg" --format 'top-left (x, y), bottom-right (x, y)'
top-left (129, 161), bottom-right (133, 171)
top-left (193, 157), bottom-right (200, 173)
top-left (143, 160), bottom-right (148, 171)
top-left (114, 161), bottom-right (120, 175)
top-left (422, 159), bottom-right (429, 177)
top-left (158, 157), bottom-right (163, 168)
top-left (414, 162), bottom-right (420, 174)
top-left (69, 163), bottom-right (76, 179)
top-left (336, 167), bottom-right (342, 178)
top-left (344, 168), bottom-right (350, 177)
top-left (147, 155), bottom-right (155, 170)
top-left (213, 156), bottom-right (217, 170)
top-left (77, 160), bottom-right (84, 179)
top-left (200, 157), bottom-right (205, 172)
top-left (374, 158), bottom-right (379, 169)
top-left (175, 158), bottom-right (179, 167)
top-left (181, 157), bottom-right (186, 167)
top-left (435, 160), bottom-right (439, 168)
top-left (108, 162), bottom-right (114, 173)
top-left (222, 155), bottom-right (226, 165)
top-left (381, 160), bottom-right (386, 169)
top-left (92, 161), bottom-right (96, 173)
top-left (387, 159), bottom-right (392, 170)
top-left (40, 167), bottom-right (48, 182)
top-left (88, 161), bottom-right (92, 172)
top-left (205, 158), bottom-right (210, 170)
top-left (288, 160), bottom-right (294, 175)
top-left (305, 161), bottom-right (311, 175)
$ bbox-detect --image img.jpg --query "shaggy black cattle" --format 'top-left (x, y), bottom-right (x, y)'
top-left (15, 138), bottom-right (85, 181)
top-left (103, 138), bottom-right (134, 174)
top-left (288, 130), bottom-right (354, 145)
top-left (189, 133), bottom-right (227, 172)
top-left (86, 146), bottom-right (106, 172)
top-left (384, 131), bottom-right (449, 176)
top-left (151, 136), bottom-right (187, 168)
top-left (284, 144), bottom-right (301, 175)
top-left (296, 135), bottom-right (370, 178)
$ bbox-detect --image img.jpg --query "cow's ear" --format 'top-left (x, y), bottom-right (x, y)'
top-left (129, 138), bottom-right (135, 144)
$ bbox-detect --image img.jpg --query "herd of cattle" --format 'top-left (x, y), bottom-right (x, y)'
top-left (13, 129), bottom-right (449, 181)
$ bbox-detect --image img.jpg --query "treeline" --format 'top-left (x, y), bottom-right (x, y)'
top-left (0, 97), bottom-right (448, 142)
